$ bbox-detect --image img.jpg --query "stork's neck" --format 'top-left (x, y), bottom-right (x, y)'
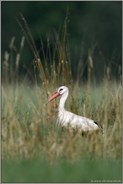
top-left (59, 91), bottom-right (68, 111)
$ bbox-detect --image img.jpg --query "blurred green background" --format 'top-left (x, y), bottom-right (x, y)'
top-left (2, 1), bottom-right (122, 82)
top-left (2, 158), bottom-right (122, 182)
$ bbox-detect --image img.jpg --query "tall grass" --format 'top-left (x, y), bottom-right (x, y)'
top-left (2, 15), bottom-right (122, 182)
top-left (2, 81), bottom-right (122, 160)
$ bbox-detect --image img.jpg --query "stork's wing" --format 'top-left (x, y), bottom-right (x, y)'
top-left (58, 110), bottom-right (99, 131)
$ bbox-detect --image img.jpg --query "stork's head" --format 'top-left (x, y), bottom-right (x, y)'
top-left (47, 86), bottom-right (69, 103)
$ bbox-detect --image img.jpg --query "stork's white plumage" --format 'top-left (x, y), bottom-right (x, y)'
top-left (48, 86), bottom-right (99, 132)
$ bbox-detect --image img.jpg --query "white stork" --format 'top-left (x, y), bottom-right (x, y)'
top-left (47, 86), bottom-right (99, 132)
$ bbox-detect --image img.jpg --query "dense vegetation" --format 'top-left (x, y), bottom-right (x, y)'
top-left (2, 1), bottom-right (122, 81)
top-left (2, 2), bottom-right (122, 183)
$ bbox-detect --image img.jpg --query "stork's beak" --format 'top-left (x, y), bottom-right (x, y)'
top-left (47, 91), bottom-right (60, 103)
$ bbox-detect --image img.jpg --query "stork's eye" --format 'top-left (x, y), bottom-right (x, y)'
top-left (59, 88), bottom-right (63, 92)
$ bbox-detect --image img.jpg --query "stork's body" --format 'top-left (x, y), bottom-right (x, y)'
top-left (48, 86), bottom-right (99, 132)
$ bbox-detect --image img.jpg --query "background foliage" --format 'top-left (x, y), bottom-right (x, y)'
top-left (2, 1), bottom-right (122, 82)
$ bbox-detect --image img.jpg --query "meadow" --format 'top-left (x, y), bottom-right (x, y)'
top-left (2, 76), bottom-right (122, 183)
top-left (2, 17), bottom-right (122, 182)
